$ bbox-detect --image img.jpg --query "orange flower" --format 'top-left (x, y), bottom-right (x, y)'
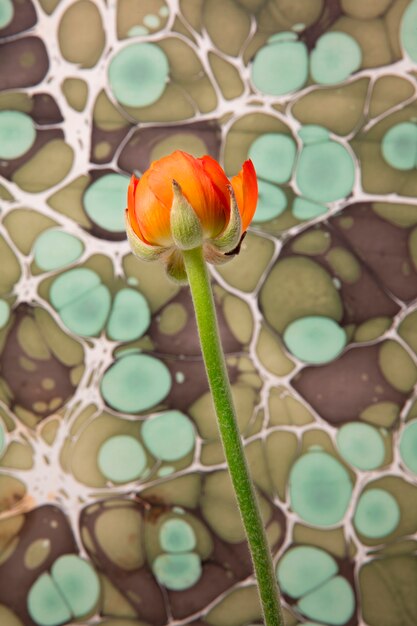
top-left (125, 151), bottom-right (257, 281)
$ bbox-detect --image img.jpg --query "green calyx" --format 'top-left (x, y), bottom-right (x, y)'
top-left (170, 180), bottom-right (203, 251)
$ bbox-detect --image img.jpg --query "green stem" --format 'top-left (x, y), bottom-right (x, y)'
top-left (183, 246), bottom-right (284, 626)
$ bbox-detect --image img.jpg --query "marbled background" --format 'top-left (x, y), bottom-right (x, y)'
top-left (1, 1), bottom-right (417, 625)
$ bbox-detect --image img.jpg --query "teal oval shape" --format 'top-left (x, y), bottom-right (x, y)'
top-left (101, 353), bottom-right (172, 413)
top-left (152, 553), bottom-right (202, 591)
top-left (109, 43), bottom-right (169, 107)
top-left (354, 489), bottom-right (400, 538)
top-left (98, 435), bottom-right (147, 483)
top-left (283, 316), bottom-right (346, 364)
top-left (0, 110), bottom-right (36, 160)
top-left (84, 174), bottom-right (129, 233)
top-left (311, 32), bottom-right (362, 85)
top-left (337, 423), bottom-right (385, 470)
top-left (107, 288), bottom-right (150, 341)
top-left (254, 180), bottom-right (287, 222)
top-left (399, 419), bottom-right (417, 475)
top-left (298, 576), bottom-right (355, 625)
top-left (277, 546), bottom-right (337, 599)
top-left (33, 229), bottom-right (84, 271)
top-left (401, 0), bottom-right (417, 63)
top-left (289, 451), bottom-right (353, 526)
top-left (249, 133), bottom-right (297, 184)
top-left (381, 122), bottom-right (417, 171)
top-left (142, 410), bottom-right (195, 461)
top-left (251, 38), bottom-right (308, 96)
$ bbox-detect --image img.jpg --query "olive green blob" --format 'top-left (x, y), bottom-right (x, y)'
top-left (311, 32), bottom-right (362, 85)
top-left (401, 0), bottom-right (417, 63)
top-left (50, 268), bottom-right (111, 337)
top-left (337, 423), bottom-right (385, 470)
top-left (399, 420), bottom-right (417, 475)
top-left (292, 197), bottom-right (327, 221)
top-left (248, 133), bottom-right (296, 184)
top-left (251, 36), bottom-right (308, 96)
top-left (0, 0), bottom-right (13, 28)
top-left (152, 553), bottom-right (202, 591)
top-left (98, 435), bottom-right (147, 482)
top-left (27, 573), bottom-right (71, 626)
top-left (298, 576), bottom-right (355, 625)
top-left (51, 555), bottom-right (100, 618)
top-left (109, 43), bottom-right (169, 107)
top-left (260, 257), bottom-right (343, 334)
top-left (101, 353), bottom-right (171, 413)
top-left (254, 180), bottom-right (287, 222)
top-left (354, 489), bottom-right (400, 538)
top-left (0, 299), bottom-right (10, 329)
top-left (160, 518), bottom-right (197, 553)
top-left (33, 230), bottom-right (84, 271)
top-left (142, 410), bottom-right (195, 461)
top-left (0, 111), bottom-right (36, 160)
top-left (379, 340), bottom-right (417, 393)
top-left (84, 174), bottom-right (129, 232)
top-left (296, 140), bottom-right (355, 203)
top-left (277, 546), bottom-right (337, 599)
top-left (107, 288), bottom-right (150, 341)
top-left (289, 451), bottom-right (353, 526)
top-left (381, 122), bottom-right (417, 171)
top-left (283, 316), bottom-right (346, 364)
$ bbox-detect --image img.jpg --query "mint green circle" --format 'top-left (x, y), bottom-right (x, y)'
top-left (60, 284), bottom-right (111, 337)
top-left (0, 422), bottom-right (5, 457)
top-left (107, 288), bottom-right (150, 341)
top-left (98, 435), bottom-right (146, 482)
top-left (311, 32), bottom-right (362, 85)
top-left (283, 316), bottom-right (346, 364)
top-left (0, 0), bottom-right (13, 28)
top-left (401, 0), bottom-right (417, 63)
top-left (298, 125), bottom-right (330, 145)
top-left (109, 43), bottom-right (169, 107)
top-left (254, 180), bottom-right (287, 222)
top-left (249, 133), bottom-right (296, 184)
top-left (298, 576), bottom-right (355, 625)
top-left (0, 111), bottom-right (36, 159)
top-left (51, 555), bottom-right (100, 618)
top-left (160, 519), bottom-right (197, 553)
top-left (84, 174), bottom-right (129, 232)
top-left (251, 38), bottom-right (308, 96)
top-left (296, 141), bottom-right (355, 202)
top-left (101, 353), bottom-right (171, 413)
top-left (142, 410), bottom-right (195, 461)
top-left (277, 546), bottom-right (337, 599)
top-left (292, 197), bottom-right (327, 220)
top-left (28, 573), bottom-right (71, 626)
top-left (289, 451), bottom-right (353, 526)
top-left (33, 229), bottom-right (83, 271)
top-left (50, 268), bottom-right (100, 309)
top-left (152, 553), bottom-right (202, 590)
top-left (381, 122), bottom-right (417, 171)
top-left (399, 420), bottom-right (417, 475)
top-left (354, 489), bottom-right (400, 538)
top-left (337, 423), bottom-right (385, 470)
top-left (0, 299), bottom-right (10, 329)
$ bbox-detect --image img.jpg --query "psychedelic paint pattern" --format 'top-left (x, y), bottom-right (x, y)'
top-left (1, 1), bottom-right (417, 625)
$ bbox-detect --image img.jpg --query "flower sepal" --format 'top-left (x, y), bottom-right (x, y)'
top-left (208, 185), bottom-right (242, 255)
top-left (170, 180), bottom-right (203, 251)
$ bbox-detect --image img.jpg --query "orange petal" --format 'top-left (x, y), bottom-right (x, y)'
top-left (148, 151), bottom-right (227, 238)
top-left (230, 159), bottom-right (258, 232)
top-left (134, 170), bottom-right (172, 246)
top-left (199, 155), bottom-right (230, 213)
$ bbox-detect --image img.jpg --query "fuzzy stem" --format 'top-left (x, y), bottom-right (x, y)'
top-left (183, 246), bottom-right (284, 626)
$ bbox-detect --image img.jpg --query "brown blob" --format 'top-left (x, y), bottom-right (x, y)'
top-left (0, 305), bottom-right (76, 425)
top-left (0, 38), bottom-right (49, 90)
top-left (0, 506), bottom-right (77, 626)
top-left (292, 344), bottom-right (406, 424)
top-left (331, 204), bottom-right (417, 303)
top-left (118, 121), bottom-right (221, 175)
top-left (0, 0), bottom-right (37, 38)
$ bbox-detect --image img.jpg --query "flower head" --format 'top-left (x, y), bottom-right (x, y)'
top-left (125, 150), bottom-right (257, 282)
